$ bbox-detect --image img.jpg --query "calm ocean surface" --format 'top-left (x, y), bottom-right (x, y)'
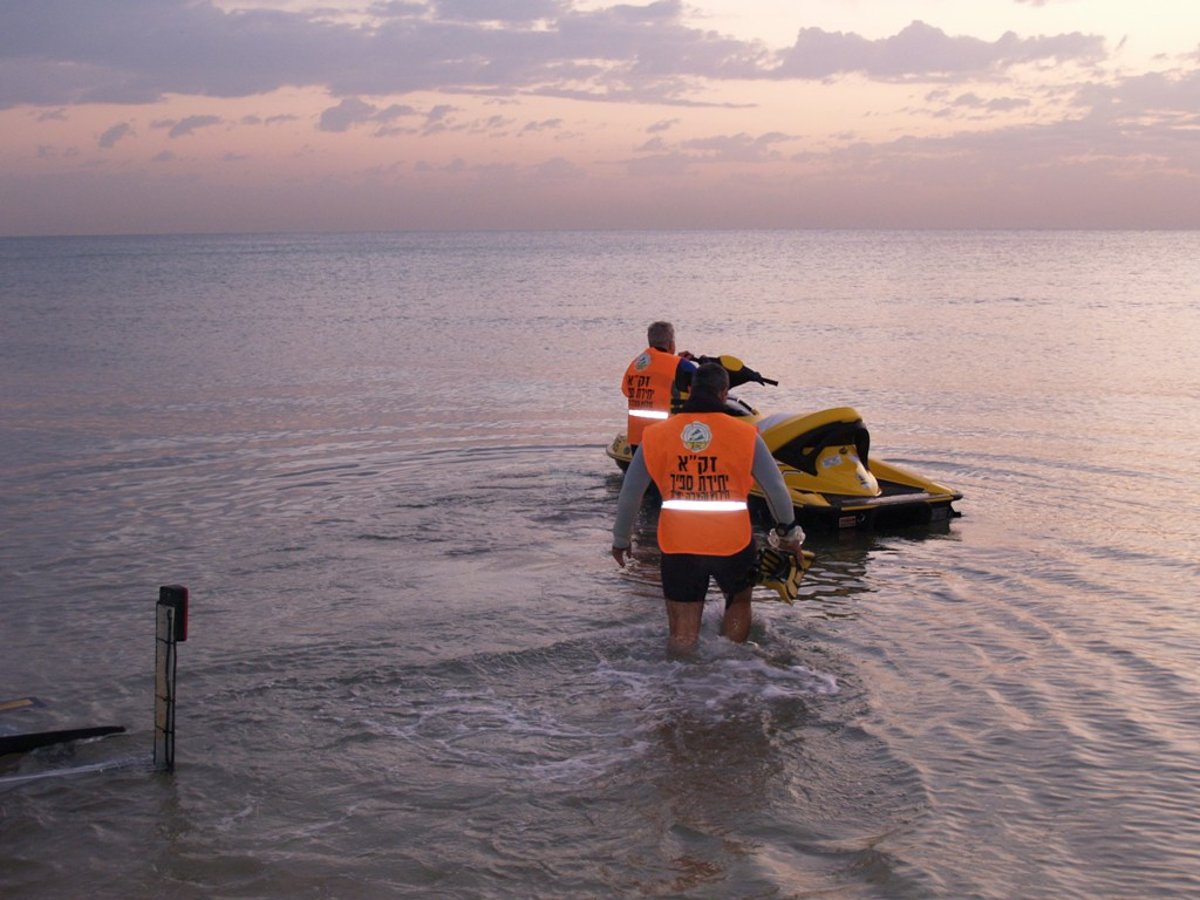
top-left (2, 230), bottom-right (1199, 898)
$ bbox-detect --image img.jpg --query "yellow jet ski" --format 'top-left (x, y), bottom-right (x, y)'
top-left (606, 355), bottom-right (963, 530)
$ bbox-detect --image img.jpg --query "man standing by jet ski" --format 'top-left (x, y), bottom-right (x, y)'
top-left (612, 363), bottom-right (805, 654)
top-left (622, 321), bottom-right (697, 448)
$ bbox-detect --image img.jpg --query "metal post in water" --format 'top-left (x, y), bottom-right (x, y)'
top-left (154, 585), bottom-right (189, 772)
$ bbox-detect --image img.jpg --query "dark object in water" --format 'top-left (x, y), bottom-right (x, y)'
top-left (0, 726), bottom-right (126, 756)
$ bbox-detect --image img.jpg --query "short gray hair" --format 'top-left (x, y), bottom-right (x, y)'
top-left (646, 321), bottom-right (674, 349)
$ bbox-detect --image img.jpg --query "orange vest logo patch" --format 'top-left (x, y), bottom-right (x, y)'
top-left (680, 421), bottom-right (712, 452)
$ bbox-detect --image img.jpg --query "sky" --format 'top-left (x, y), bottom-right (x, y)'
top-left (1, 0), bottom-right (1198, 235)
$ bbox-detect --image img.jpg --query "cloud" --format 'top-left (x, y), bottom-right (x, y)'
top-left (475, 114), bottom-right (516, 132)
top-left (535, 155), bottom-right (584, 179)
top-left (774, 20), bottom-right (1105, 80)
top-left (380, 103), bottom-right (418, 121)
top-left (154, 115), bottom-right (223, 138)
top-left (0, 1), bottom-right (1111, 111)
top-left (318, 97), bottom-right (380, 132)
top-left (626, 129), bottom-right (794, 175)
top-left (321, 96), bottom-right (486, 137)
top-left (520, 117), bottom-right (563, 133)
top-left (950, 93), bottom-right (1031, 112)
top-left (679, 131), bottom-right (793, 162)
top-left (922, 89), bottom-right (1033, 119)
top-left (635, 135), bottom-right (669, 152)
top-left (432, 0), bottom-right (566, 22)
top-left (1072, 67), bottom-right (1200, 123)
top-left (98, 121), bottom-right (134, 148)
top-left (624, 148), bottom-right (694, 177)
top-left (421, 104), bottom-right (459, 134)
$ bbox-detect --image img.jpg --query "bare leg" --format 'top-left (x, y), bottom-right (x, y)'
top-left (665, 599), bottom-right (704, 655)
top-left (720, 587), bottom-right (754, 643)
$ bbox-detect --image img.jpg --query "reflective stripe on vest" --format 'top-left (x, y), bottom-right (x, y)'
top-left (629, 409), bottom-right (670, 420)
top-left (661, 499), bottom-right (748, 512)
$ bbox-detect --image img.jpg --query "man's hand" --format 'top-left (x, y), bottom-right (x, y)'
top-left (612, 546), bottom-right (628, 567)
top-left (771, 523), bottom-right (806, 556)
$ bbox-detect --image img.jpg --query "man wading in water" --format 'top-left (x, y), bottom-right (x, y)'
top-left (611, 363), bottom-right (805, 654)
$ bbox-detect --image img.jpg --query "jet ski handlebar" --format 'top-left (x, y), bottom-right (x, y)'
top-left (693, 354), bottom-right (779, 388)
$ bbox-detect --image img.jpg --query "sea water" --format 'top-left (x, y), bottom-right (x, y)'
top-left (1, 230), bottom-right (1199, 897)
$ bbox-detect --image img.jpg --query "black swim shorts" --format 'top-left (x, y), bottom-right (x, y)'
top-left (659, 541), bottom-right (758, 605)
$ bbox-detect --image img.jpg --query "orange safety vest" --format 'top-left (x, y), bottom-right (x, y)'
top-left (640, 412), bottom-right (757, 556)
top-left (622, 347), bottom-right (681, 445)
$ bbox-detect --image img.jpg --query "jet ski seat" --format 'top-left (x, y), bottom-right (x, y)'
top-left (756, 407), bottom-right (871, 476)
